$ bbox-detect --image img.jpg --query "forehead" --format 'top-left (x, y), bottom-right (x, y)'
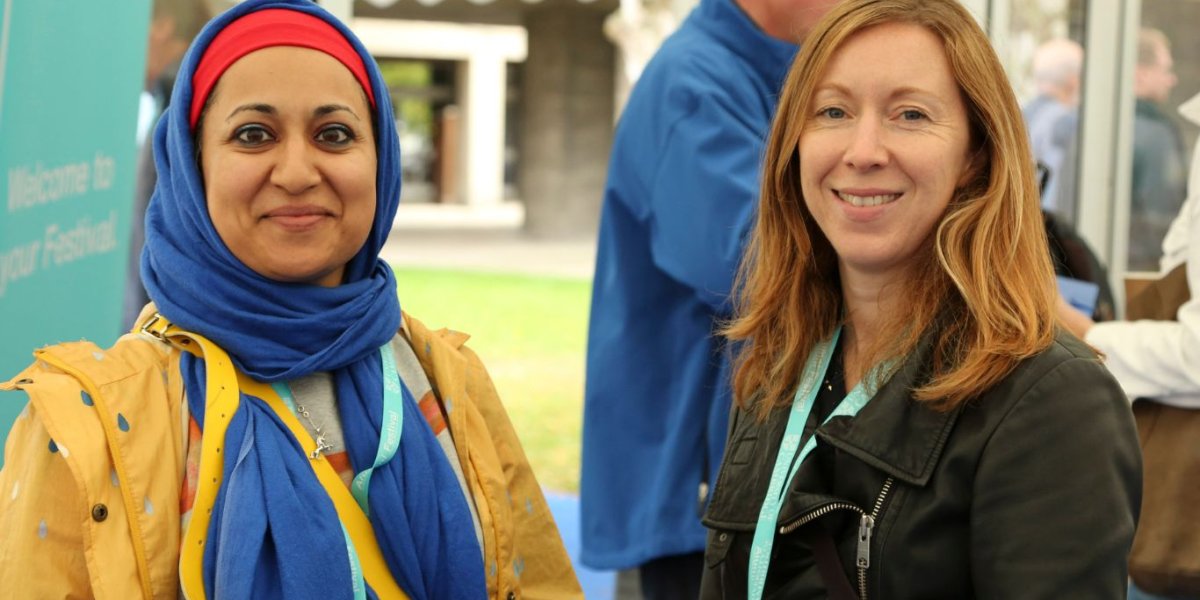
top-left (211, 46), bottom-right (370, 110)
top-left (815, 21), bottom-right (956, 94)
top-left (1154, 42), bottom-right (1173, 67)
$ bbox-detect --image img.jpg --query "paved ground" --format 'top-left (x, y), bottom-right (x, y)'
top-left (382, 227), bottom-right (597, 280)
top-left (383, 203), bottom-right (597, 280)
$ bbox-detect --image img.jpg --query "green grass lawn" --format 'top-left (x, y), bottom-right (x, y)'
top-left (394, 267), bottom-right (591, 493)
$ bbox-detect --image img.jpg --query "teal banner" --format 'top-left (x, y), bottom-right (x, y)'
top-left (0, 0), bottom-right (151, 465)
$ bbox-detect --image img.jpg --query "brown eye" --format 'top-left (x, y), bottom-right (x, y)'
top-left (233, 125), bottom-right (274, 146)
top-left (316, 125), bottom-right (353, 146)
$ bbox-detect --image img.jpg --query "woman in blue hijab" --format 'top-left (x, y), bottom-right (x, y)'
top-left (0, 1), bottom-right (581, 598)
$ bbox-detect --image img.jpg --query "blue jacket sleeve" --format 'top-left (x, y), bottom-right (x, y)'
top-left (646, 90), bottom-right (767, 311)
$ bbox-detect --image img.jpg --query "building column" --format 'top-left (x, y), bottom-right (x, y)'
top-left (456, 54), bottom-right (507, 206)
top-left (315, 0), bottom-right (353, 23)
top-left (521, 4), bottom-right (616, 238)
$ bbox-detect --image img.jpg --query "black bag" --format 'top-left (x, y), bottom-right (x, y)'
top-left (1043, 210), bottom-right (1116, 321)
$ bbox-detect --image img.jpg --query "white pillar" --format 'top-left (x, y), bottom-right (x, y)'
top-left (457, 54), bottom-right (507, 206)
top-left (316, 0), bottom-right (353, 24)
top-left (958, 0), bottom-right (989, 29)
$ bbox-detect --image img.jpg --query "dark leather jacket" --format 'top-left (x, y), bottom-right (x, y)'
top-left (700, 332), bottom-right (1141, 599)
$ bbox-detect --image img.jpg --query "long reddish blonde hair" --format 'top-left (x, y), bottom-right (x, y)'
top-left (725, 0), bottom-right (1058, 414)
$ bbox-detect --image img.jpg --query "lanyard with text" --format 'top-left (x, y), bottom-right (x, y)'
top-left (746, 326), bottom-right (877, 600)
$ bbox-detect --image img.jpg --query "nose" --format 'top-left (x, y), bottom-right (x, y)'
top-left (842, 118), bottom-right (888, 170)
top-left (270, 138), bottom-right (321, 194)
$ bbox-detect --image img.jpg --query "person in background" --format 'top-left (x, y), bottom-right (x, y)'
top-left (1128, 27), bottom-right (1188, 271)
top-left (1023, 38), bottom-right (1083, 215)
top-left (704, 0), bottom-right (1140, 597)
top-left (0, 1), bottom-right (580, 597)
top-left (1059, 90), bottom-right (1200, 600)
top-left (580, 0), bottom-right (837, 596)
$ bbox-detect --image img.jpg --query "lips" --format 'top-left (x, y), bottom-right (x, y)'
top-left (262, 205), bottom-right (332, 230)
top-left (836, 190), bottom-right (901, 207)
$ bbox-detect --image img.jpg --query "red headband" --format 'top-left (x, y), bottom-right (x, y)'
top-left (189, 8), bottom-right (376, 129)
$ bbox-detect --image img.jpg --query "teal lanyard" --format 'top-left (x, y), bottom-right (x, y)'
top-left (349, 340), bottom-right (405, 518)
top-left (746, 326), bottom-right (877, 600)
top-left (341, 525), bottom-right (368, 600)
top-left (269, 341), bottom-right (405, 600)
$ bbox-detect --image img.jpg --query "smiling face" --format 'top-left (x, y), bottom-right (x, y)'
top-left (799, 21), bottom-right (973, 284)
top-left (199, 46), bottom-right (377, 287)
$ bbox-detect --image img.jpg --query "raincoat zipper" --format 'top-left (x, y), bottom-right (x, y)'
top-left (776, 476), bottom-right (895, 599)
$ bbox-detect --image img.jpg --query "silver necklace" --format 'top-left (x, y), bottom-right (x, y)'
top-left (294, 402), bottom-right (333, 459)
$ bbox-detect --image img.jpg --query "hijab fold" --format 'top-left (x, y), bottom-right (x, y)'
top-left (142, 1), bottom-right (485, 597)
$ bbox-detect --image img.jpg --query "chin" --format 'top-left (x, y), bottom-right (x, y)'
top-left (261, 264), bottom-right (343, 287)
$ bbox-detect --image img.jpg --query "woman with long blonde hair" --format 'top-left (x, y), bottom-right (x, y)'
top-left (701, 1), bottom-right (1140, 597)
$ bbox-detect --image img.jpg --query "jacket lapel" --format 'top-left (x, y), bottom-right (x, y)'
top-left (816, 344), bottom-right (962, 487)
top-left (705, 329), bottom-right (963, 530)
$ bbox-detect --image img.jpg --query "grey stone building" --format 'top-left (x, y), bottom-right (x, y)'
top-left (345, 0), bottom-right (627, 239)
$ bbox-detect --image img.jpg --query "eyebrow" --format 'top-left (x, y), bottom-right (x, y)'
top-left (314, 104), bottom-right (361, 121)
top-left (814, 83), bottom-right (948, 108)
top-left (226, 103), bottom-right (275, 121)
top-left (224, 103), bottom-right (362, 121)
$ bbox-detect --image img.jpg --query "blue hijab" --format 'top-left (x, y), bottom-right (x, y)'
top-left (141, 1), bottom-right (485, 597)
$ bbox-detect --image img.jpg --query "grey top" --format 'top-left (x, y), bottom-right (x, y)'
top-left (281, 331), bottom-right (484, 556)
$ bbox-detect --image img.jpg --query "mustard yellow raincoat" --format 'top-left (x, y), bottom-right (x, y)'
top-left (0, 313), bottom-right (581, 600)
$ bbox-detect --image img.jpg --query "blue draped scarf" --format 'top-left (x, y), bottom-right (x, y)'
top-left (141, 1), bottom-right (486, 597)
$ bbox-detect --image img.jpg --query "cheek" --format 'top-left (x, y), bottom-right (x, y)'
top-left (939, 158), bottom-right (971, 199)
top-left (799, 169), bottom-right (819, 214)
top-left (355, 194), bottom-right (378, 238)
top-left (351, 156), bottom-right (378, 222)
top-left (203, 185), bottom-right (250, 258)
top-left (203, 147), bottom-right (266, 204)
top-left (798, 134), bottom-right (835, 179)
top-left (797, 150), bottom-right (829, 213)
top-left (204, 166), bottom-right (260, 227)
top-left (335, 161), bottom-right (378, 241)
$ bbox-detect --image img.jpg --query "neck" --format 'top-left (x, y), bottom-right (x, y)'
top-left (839, 265), bottom-right (905, 390)
top-left (734, 0), bottom-right (802, 44)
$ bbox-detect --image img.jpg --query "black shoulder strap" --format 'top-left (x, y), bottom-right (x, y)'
top-left (800, 525), bottom-right (860, 600)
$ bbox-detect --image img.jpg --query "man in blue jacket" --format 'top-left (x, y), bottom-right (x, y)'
top-left (580, 0), bottom-right (836, 596)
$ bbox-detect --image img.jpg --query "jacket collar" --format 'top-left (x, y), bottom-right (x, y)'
top-left (1136, 97), bottom-right (1172, 122)
top-left (705, 326), bottom-right (963, 529)
top-left (815, 330), bottom-right (961, 488)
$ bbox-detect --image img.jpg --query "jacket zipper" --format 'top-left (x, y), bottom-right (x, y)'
top-left (778, 502), bottom-right (864, 535)
top-left (775, 476), bottom-right (895, 600)
top-left (857, 477), bottom-right (894, 599)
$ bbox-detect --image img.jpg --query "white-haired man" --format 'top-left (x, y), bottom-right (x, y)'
top-left (1023, 38), bottom-right (1083, 215)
